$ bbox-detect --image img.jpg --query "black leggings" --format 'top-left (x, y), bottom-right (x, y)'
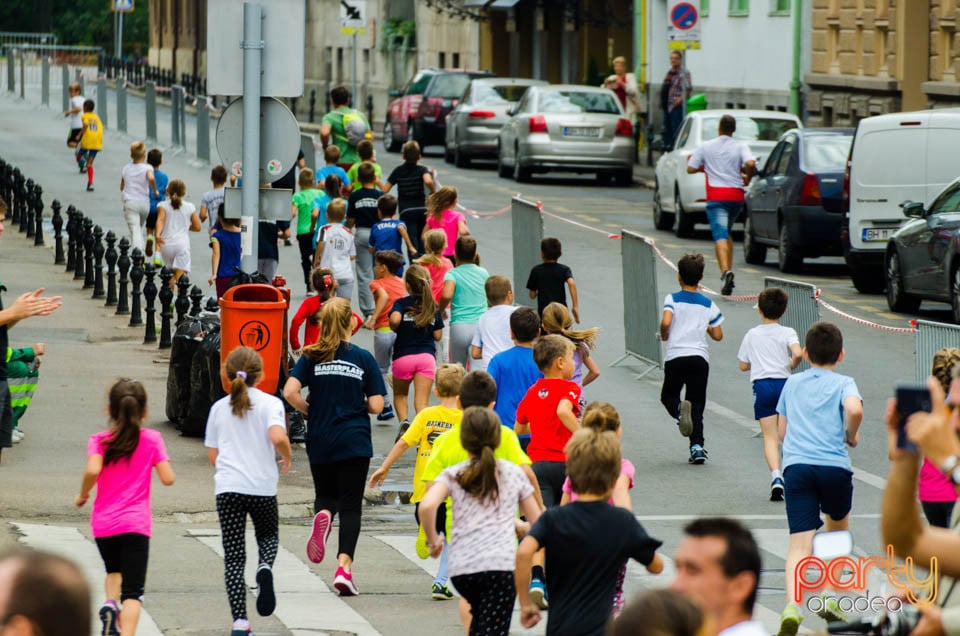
top-left (297, 233), bottom-right (314, 288)
top-left (922, 500), bottom-right (955, 529)
top-left (95, 532), bottom-right (150, 602)
top-left (310, 457), bottom-right (370, 560)
top-left (661, 355), bottom-right (709, 447)
top-left (451, 570), bottom-right (516, 635)
top-left (216, 492), bottom-right (279, 621)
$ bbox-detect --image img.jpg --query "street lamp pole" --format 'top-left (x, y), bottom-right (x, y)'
top-left (789, 0), bottom-right (803, 117)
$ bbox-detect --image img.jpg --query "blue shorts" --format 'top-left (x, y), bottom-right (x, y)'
top-left (783, 464), bottom-right (854, 534)
top-left (79, 149), bottom-right (99, 161)
top-left (706, 200), bottom-right (743, 241)
top-left (753, 378), bottom-right (787, 420)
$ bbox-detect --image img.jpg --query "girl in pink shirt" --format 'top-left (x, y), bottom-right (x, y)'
top-left (917, 348), bottom-right (960, 527)
top-left (423, 187), bottom-right (468, 262)
top-left (416, 230), bottom-right (454, 363)
top-left (76, 379), bottom-right (176, 636)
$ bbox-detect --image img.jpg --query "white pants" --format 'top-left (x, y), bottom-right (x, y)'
top-left (123, 199), bottom-right (150, 253)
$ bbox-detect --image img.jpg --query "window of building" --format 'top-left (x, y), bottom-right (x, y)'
top-left (770, 0), bottom-right (790, 15)
top-left (439, 52), bottom-right (446, 68)
top-left (452, 52), bottom-right (460, 68)
top-left (729, 0), bottom-right (749, 16)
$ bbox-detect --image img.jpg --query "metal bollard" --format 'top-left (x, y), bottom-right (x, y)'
top-left (189, 285), bottom-right (204, 316)
top-left (6, 49), bottom-right (14, 94)
top-left (75, 68), bottom-right (83, 96)
top-left (83, 218), bottom-right (95, 289)
top-left (61, 64), bottom-right (70, 112)
top-left (65, 206), bottom-right (77, 272)
top-left (116, 237), bottom-right (130, 315)
top-left (174, 275), bottom-right (190, 326)
top-left (170, 85), bottom-right (183, 148)
top-left (51, 200), bottom-right (64, 264)
top-left (158, 267), bottom-right (174, 349)
top-left (96, 78), bottom-right (108, 129)
top-left (117, 79), bottom-right (127, 134)
top-left (33, 184), bottom-right (43, 246)
top-left (104, 230), bottom-right (118, 306)
top-left (129, 247), bottom-right (144, 325)
top-left (145, 81), bottom-right (157, 142)
top-left (92, 225), bottom-right (105, 299)
top-left (11, 169), bottom-right (22, 225)
top-left (21, 179), bottom-right (33, 235)
top-left (366, 94), bottom-right (374, 129)
top-left (73, 214), bottom-right (86, 280)
top-left (41, 56), bottom-right (49, 106)
top-left (18, 50), bottom-right (24, 100)
top-left (309, 89), bottom-right (316, 123)
top-left (142, 262), bottom-right (158, 343)
top-left (196, 96), bottom-right (210, 162)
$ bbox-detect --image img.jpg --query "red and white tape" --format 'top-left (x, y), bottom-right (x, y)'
top-left (814, 291), bottom-right (917, 333)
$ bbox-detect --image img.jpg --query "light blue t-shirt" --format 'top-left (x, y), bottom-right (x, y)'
top-left (316, 165), bottom-right (351, 188)
top-left (777, 367), bottom-right (861, 471)
top-left (444, 264), bottom-right (489, 324)
top-left (487, 345), bottom-right (543, 437)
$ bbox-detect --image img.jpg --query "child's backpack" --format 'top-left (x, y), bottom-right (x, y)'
top-left (341, 109), bottom-right (371, 147)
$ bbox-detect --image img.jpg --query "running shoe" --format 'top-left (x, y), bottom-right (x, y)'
top-left (255, 564), bottom-right (276, 616)
top-left (79, 161), bottom-right (86, 173)
top-left (333, 566), bottom-right (359, 596)
top-left (377, 403), bottom-right (396, 422)
top-left (770, 477), bottom-right (785, 502)
top-left (815, 594), bottom-right (848, 623)
top-left (86, 184), bottom-right (95, 192)
top-left (395, 419), bottom-right (410, 443)
top-left (777, 604), bottom-right (802, 636)
top-left (144, 236), bottom-right (154, 257)
top-left (721, 270), bottom-right (735, 296)
top-left (529, 577), bottom-right (549, 609)
top-left (415, 524), bottom-right (429, 559)
top-left (677, 400), bottom-right (693, 437)
top-left (229, 620), bottom-right (251, 636)
top-left (99, 600), bottom-right (120, 636)
top-left (306, 510), bottom-right (332, 563)
top-left (689, 445), bottom-right (707, 465)
top-left (288, 414), bottom-right (306, 444)
top-left (431, 583), bottom-right (454, 600)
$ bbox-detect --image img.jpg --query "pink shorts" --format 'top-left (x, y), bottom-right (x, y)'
top-left (391, 353), bottom-right (437, 381)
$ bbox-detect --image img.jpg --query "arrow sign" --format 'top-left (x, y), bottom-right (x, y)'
top-left (340, 0), bottom-right (365, 28)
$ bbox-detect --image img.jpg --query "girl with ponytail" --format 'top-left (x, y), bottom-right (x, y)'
top-left (155, 178), bottom-right (201, 289)
top-left (76, 378), bottom-right (175, 636)
top-left (289, 268), bottom-right (363, 353)
top-left (423, 186), bottom-right (468, 263)
top-left (419, 407), bottom-right (542, 635)
top-left (205, 347), bottom-right (291, 634)
top-left (541, 302), bottom-right (601, 389)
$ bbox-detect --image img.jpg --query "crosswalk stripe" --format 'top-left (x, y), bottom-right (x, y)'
top-left (188, 528), bottom-right (382, 636)
top-left (12, 522), bottom-right (163, 636)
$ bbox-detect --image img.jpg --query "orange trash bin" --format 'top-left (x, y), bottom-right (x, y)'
top-left (219, 284), bottom-right (289, 393)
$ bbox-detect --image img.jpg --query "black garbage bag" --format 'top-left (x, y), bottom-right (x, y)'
top-left (166, 314), bottom-right (220, 424)
top-left (180, 328), bottom-right (226, 437)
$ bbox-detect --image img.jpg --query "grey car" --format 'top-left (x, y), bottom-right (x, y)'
top-left (496, 84), bottom-right (635, 186)
top-left (444, 77), bottom-right (548, 168)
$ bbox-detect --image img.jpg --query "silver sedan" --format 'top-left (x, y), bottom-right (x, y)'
top-left (496, 84), bottom-right (635, 186)
top-left (444, 78), bottom-right (548, 168)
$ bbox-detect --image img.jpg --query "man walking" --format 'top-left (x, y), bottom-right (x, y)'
top-left (687, 114), bottom-right (755, 296)
top-left (661, 51), bottom-right (691, 147)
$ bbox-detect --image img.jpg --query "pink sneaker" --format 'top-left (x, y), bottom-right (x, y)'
top-left (333, 566), bottom-right (359, 596)
top-left (307, 510), bottom-right (332, 563)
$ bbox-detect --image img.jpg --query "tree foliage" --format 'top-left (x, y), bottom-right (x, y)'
top-left (0, 0), bottom-right (148, 55)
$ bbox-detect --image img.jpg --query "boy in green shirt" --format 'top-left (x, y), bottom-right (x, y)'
top-left (346, 139), bottom-right (384, 193)
top-left (291, 168), bottom-right (322, 294)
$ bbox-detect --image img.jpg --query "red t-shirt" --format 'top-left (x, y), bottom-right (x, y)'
top-left (289, 295), bottom-right (362, 349)
top-left (515, 378), bottom-right (582, 463)
top-left (370, 276), bottom-right (407, 329)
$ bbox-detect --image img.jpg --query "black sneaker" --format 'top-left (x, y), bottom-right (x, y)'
top-left (395, 419), bottom-right (410, 443)
top-left (99, 601), bottom-right (120, 636)
top-left (721, 270), bottom-right (735, 296)
top-left (689, 445), bottom-right (707, 464)
top-left (770, 477), bottom-right (785, 501)
top-left (288, 413), bottom-right (306, 444)
top-left (255, 564), bottom-right (276, 616)
top-left (377, 403), bottom-right (396, 422)
top-left (86, 184), bottom-right (95, 192)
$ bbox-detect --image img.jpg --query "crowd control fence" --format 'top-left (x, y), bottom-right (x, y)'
top-left (510, 196), bottom-right (542, 310)
top-left (611, 230), bottom-right (663, 378)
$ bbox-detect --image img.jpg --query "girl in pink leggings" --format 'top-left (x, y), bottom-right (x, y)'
top-left (389, 265), bottom-right (445, 431)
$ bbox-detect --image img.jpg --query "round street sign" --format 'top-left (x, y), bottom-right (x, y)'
top-left (670, 2), bottom-right (698, 30)
top-left (216, 97), bottom-right (301, 185)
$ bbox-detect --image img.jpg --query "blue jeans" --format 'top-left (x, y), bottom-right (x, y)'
top-left (706, 200), bottom-right (742, 242)
top-left (666, 107), bottom-right (684, 147)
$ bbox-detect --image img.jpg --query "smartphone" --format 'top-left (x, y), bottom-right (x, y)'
top-left (896, 386), bottom-right (933, 453)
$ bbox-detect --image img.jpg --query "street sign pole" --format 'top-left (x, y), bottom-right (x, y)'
top-left (118, 12), bottom-right (124, 58)
top-left (352, 31), bottom-right (358, 108)
top-left (241, 2), bottom-right (264, 270)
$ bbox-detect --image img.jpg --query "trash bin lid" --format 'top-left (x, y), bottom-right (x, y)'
top-left (687, 93), bottom-right (708, 111)
top-left (219, 284), bottom-right (286, 306)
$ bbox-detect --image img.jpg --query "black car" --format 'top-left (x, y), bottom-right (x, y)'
top-left (885, 179), bottom-right (960, 322)
top-left (408, 70), bottom-right (494, 149)
top-left (743, 128), bottom-right (853, 273)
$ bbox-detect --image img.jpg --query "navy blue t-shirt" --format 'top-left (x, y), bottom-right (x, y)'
top-left (389, 296), bottom-right (444, 360)
top-left (291, 342), bottom-right (386, 464)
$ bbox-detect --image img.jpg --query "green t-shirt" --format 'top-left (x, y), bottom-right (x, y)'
top-left (347, 161), bottom-right (383, 186)
top-left (322, 106), bottom-right (366, 165)
top-left (292, 188), bottom-right (321, 235)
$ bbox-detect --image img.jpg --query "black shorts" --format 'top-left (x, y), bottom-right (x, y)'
top-left (67, 128), bottom-right (83, 146)
top-left (414, 501), bottom-right (447, 536)
top-left (145, 210), bottom-right (158, 231)
top-left (783, 464), bottom-right (853, 534)
top-left (532, 460), bottom-right (566, 508)
top-left (95, 532), bottom-right (150, 601)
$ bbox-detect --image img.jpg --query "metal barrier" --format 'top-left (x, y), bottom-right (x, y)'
top-left (117, 79), bottom-right (127, 133)
top-left (763, 276), bottom-right (820, 372)
top-left (170, 85), bottom-right (185, 150)
top-left (611, 231), bottom-right (662, 376)
top-left (510, 196), bottom-right (542, 309)
top-left (96, 77), bottom-right (108, 129)
top-left (914, 320), bottom-right (960, 383)
top-left (0, 32), bottom-right (57, 55)
top-left (61, 64), bottom-right (69, 111)
top-left (145, 81), bottom-right (157, 142)
top-left (196, 97), bottom-right (210, 162)
top-left (41, 55), bottom-right (48, 106)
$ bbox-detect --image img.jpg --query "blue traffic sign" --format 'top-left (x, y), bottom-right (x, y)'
top-left (670, 2), bottom-right (698, 30)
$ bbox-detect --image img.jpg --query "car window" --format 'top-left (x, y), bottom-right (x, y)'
top-left (762, 144), bottom-right (784, 176)
top-left (514, 91), bottom-right (530, 115)
top-left (775, 138), bottom-right (795, 176)
top-left (405, 72), bottom-right (434, 96)
top-left (474, 84), bottom-right (532, 105)
top-left (802, 135), bottom-right (853, 172)
top-left (676, 119), bottom-right (692, 148)
top-left (702, 116), bottom-right (799, 142)
top-left (537, 91), bottom-right (620, 114)
top-left (928, 182), bottom-right (960, 216)
top-left (427, 74), bottom-right (473, 99)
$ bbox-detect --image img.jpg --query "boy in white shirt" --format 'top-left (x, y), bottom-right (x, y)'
top-left (736, 288), bottom-right (802, 501)
top-left (470, 275), bottom-right (517, 372)
top-left (314, 199), bottom-right (357, 301)
top-left (659, 254), bottom-right (723, 465)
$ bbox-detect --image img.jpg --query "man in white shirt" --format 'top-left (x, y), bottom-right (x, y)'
top-left (671, 517), bottom-right (769, 636)
top-left (687, 115), bottom-right (756, 296)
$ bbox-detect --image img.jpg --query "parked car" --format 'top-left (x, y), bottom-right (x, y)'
top-left (383, 68), bottom-right (440, 152)
top-left (742, 128), bottom-right (853, 273)
top-left (496, 84), bottom-right (634, 186)
top-left (444, 77), bottom-right (548, 167)
top-left (653, 109), bottom-right (802, 237)
top-left (844, 109), bottom-right (960, 293)
top-left (884, 178), bottom-right (960, 322)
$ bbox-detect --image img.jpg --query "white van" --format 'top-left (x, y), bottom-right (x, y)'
top-left (844, 109), bottom-right (960, 292)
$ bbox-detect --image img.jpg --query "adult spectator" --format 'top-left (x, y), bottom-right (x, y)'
top-left (320, 86), bottom-right (369, 170)
top-left (661, 51), bottom-right (691, 147)
top-left (603, 56), bottom-right (640, 121)
top-left (0, 549), bottom-right (91, 635)
top-left (670, 517), bottom-right (766, 636)
top-left (384, 141), bottom-right (436, 253)
top-left (686, 115), bottom-right (755, 296)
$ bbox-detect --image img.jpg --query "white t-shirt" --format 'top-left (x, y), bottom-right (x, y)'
top-left (121, 163), bottom-right (154, 202)
top-left (435, 459), bottom-right (534, 577)
top-left (70, 95), bottom-right (85, 129)
top-left (662, 291), bottom-right (723, 362)
top-left (737, 322), bottom-right (800, 382)
top-left (318, 224), bottom-right (356, 281)
top-left (718, 621), bottom-right (770, 636)
top-left (204, 387), bottom-right (286, 497)
top-left (687, 135), bottom-right (753, 199)
top-left (470, 304), bottom-right (518, 372)
top-left (157, 201), bottom-right (196, 248)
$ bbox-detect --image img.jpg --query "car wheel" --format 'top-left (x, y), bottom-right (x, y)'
top-left (885, 251), bottom-right (921, 313)
top-left (952, 266), bottom-right (960, 324)
top-left (454, 144), bottom-right (470, 169)
top-left (673, 191), bottom-right (694, 238)
top-left (777, 221), bottom-right (803, 273)
top-left (614, 170), bottom-right (632, 187)
top-left (383, 120), bottom-right (401, 153)
top-left (497, 143), bottom-right (511, 178)
top-left (850, 265), bottom-right (885, 294)
top-left (743, 212), bottom-right (767, 265)
top-left (514, 145), bottom-right (532, 183)
top-left (653, 182), bottom-right (675, 231)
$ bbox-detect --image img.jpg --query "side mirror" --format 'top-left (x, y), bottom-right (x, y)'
top-left (901, 201), bottom-right (925, 218)
top-left (388, 89), bottom-right (402, 98)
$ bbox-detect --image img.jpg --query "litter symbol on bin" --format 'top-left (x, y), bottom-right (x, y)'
top-left (239, 320), bottom-right (270, 351)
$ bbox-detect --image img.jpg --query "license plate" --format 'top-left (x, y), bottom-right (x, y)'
top-left (862, 227), bottom-right (895, 242)
top-left (563, 127), bottom-right (601, 138)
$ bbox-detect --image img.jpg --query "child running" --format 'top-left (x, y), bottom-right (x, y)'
top-left (6, 342), bottom-right (44, 444)
top-left (420, 407), bottom-right (542, 636)
top-left (283, 298), bottom-right (387, 596)
top-left (441, 236), bottom-right (489, 367)
top-left (312, 175), bottom-right (343, 240)
top-left (487, 307), bottom-right (543, 450)
top-left (199, 165), bottom-right (228, 235)
top-left (209, 211), bottom-right (243, 299)
top-left (144, 149), bottom-right (168, 264)
top-left (736, 287), bottom-right (802, 501)
top-left (64, 82), bottom-right (85, 169)
top-left (119, 141), bottom-right (158, 251)
top-left (290, 268), bottom-right (335, 352)
top-left (368, 363), bottom-right (465, 600)
top-left (369, 193), bottom-right (418, 270)
top-left (541, 302), bottom-right (600, 391)
top-left (292, 168), bottom-right (322, 294)
top-left (527, 237), bottom-right (579, 322)
top-left (314, 199), bottom-right (356, 301)
top-left (416, 229), bottom-right (453, 362)
top-left (204, 347), bottom-right (292, 636)
top-left (470, 275), bottom-right (517, 372)
top-left (367, 250), bottom-right (406, 421)
top-left (75, 379), bottom-right (176, 636)
top-left (155, 179), bottom-right (201, 289)
top-left (423, 186), bottom-right (468, 263)
top-left (79, 99), bottom-right (104, 192)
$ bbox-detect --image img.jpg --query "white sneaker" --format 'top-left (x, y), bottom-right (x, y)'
top-left (11, 428), bottom-right (23, 443)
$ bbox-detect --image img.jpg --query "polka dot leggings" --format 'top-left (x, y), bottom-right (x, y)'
top-left (451, 570), bottom-right (516, 636)
top-left (216, 492), bottom-right (279, 621)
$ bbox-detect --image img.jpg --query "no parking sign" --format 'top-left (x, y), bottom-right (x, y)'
top-left (667, 0), bottom-right (701, 50)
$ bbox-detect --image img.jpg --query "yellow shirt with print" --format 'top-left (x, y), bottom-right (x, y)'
top-left (400, 404), bottom-right (461, 503)
top-left (422, 421), bottom-right (532, 486)
top-left (80, 112), bottom-right (104, 150)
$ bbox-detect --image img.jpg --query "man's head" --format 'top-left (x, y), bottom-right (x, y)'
top-left (718, 115), bottom-right (737, 137)
top-left (458, 370), bottom-right (497, 409)
top-left (68, 82), bottom-right (80, 97)
top-left (510, 306), bottom-right (540, 344)
top-left (670, 517), bottom-right (761, 627)
top-left (670, 51), bottom-right (683, 69)
top-left (804, 321), bottom-right (843, 366)
top-left (0, 549), bottom-right (91, 636)
top-left (330, 85), bottom-right (350, 107)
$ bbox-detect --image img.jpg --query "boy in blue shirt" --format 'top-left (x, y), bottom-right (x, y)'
top-left (776, 321), bottom-right (863, 636)
top-left (316, 145), bottom-right (350, 192)
top-left (144, 148), bottom-right (168, 264)
top-left (487, 307), bottom-right (542, 450)
top-left (369, 191), bottom-right (418, 274)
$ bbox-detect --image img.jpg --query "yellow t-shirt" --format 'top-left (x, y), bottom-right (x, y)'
top-left (401, 404), bottom-right (461, 502)
top-left (422, 421), bottom-right (532, 486)
top-left (80, 112), bottom-right (103, 150)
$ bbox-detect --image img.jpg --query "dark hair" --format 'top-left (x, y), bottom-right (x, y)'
top-left (330, 85), bottom-right (350, 106)
top-left (147, 148), bottom-right (163, 169)
top-left (357, 162), bottom-right (376, 185)
top-left (459, 370), bottom-right (497, 408)
top-left (683, 517), bottom-right (761, 614)
top-left (757, 287), bottom-right (788, 320)
top-left (357, 138), bottom-right (374, 160)
top-left (375, 249), bottom-right (404, 275)
top-left (83, 99), bottom-right (95, 112)
top-left (719, 114), bottom-right (737, 135)
top-left (609, 589), bottom-right (705, 636)
top-left (311, 267), bottom-right (336, 303)
top-left (404, 265), bottom-right (438, 329)
top-left (402, 140), bottom-right (421, 163)
top-left (805, 321), bottom-right (843, 365)
top-left (324, 174), bottom-right (342, 197)
top-left (211, 165), bottom-right (228, 185)
top-left (225, 347), bottom-right (262, 417)
top-left (378, 194), bottom-right (398, 218)
top-left (510, 307), bottom-right (540, 343)
top-left (1, 549), bottom-right (91, 636)
top-left (678, 253), bottom-right (705, 287)
top-left (484, 275), bottom-right (512, 305)
top-left (455, 407), bottom-right (502, 504)
top-left (533, 333), bottom-right (574, 372)
top-left (540, 237), bottom-right (562, 261)
top-left (454, 235), bottom-right (478, 265)
top-left (582, 401), bottom-right (621, 433)
top-left (104, 379), bottom-right (147, 465)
